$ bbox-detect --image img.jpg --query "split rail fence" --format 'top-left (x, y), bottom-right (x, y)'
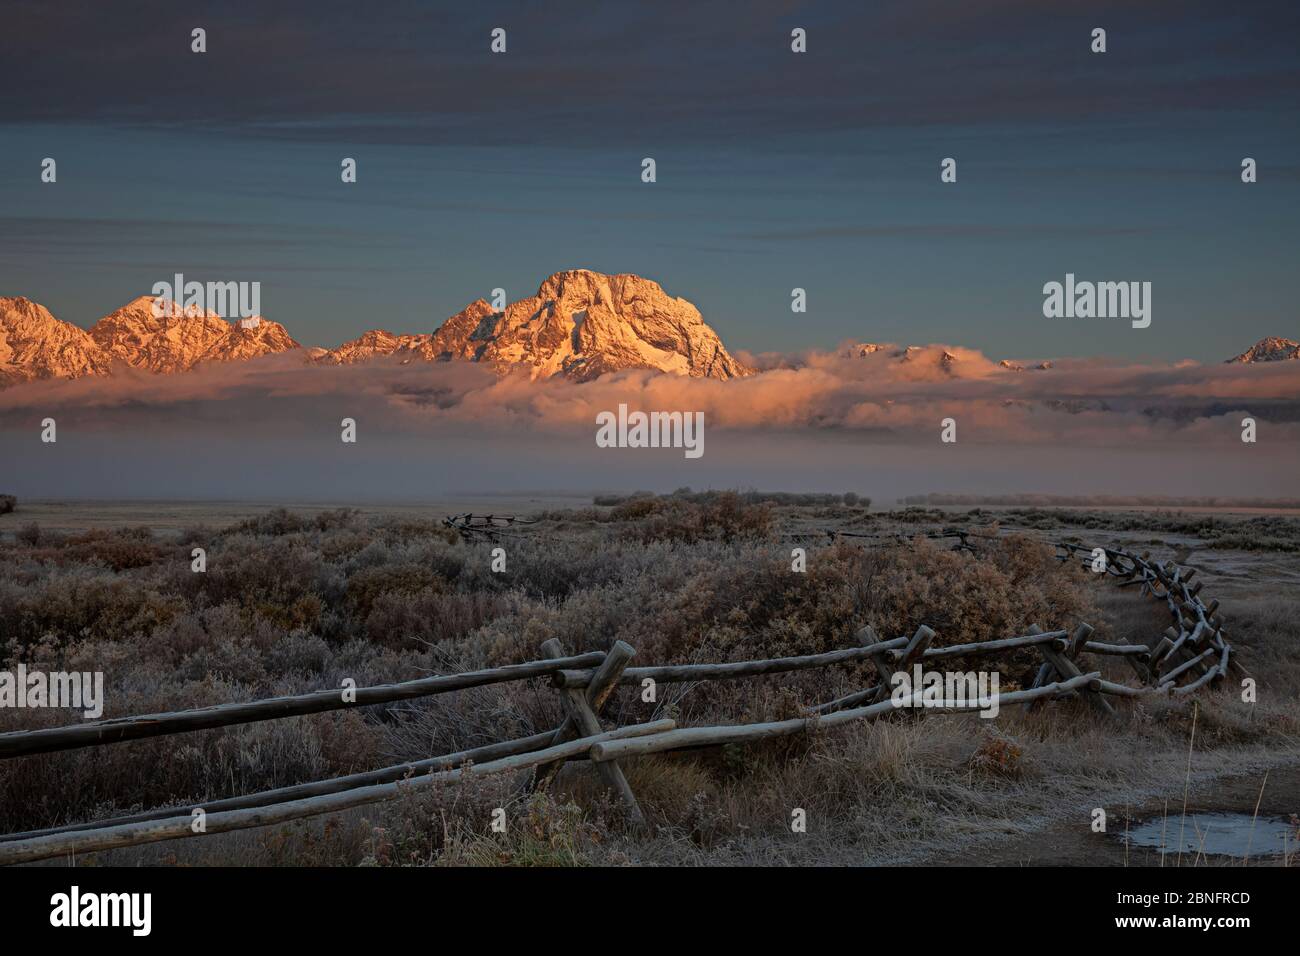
top-left (0, 538), bottom-right (1244, 866)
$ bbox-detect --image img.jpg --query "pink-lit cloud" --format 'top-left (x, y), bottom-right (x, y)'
top-left (2, 345), bottom-right (1298, 449)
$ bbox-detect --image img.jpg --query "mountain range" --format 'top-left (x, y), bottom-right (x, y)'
top-left (0, 270), bottom-right (747, 388)
top-left (0, 269), bottom-right (1293, 389)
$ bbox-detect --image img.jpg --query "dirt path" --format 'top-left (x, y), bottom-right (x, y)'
top-left (926, 762), bottom-right (1300, 867)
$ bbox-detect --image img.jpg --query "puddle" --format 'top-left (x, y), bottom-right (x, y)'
top-left (1121, 812), bottom-right (1297, 858)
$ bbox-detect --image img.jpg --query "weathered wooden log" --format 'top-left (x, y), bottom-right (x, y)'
top-left (904, 629), bottom-right (1067, 661)
top-left (1171, 666), bottom-right (1224, 696)
top-left (1214, 645), bottom-right (1229, 683)
top-left (1032, 625), bottom-right (1115, 716)
top-left (1024, 624), bottom-right (1090, 712)
top-left (559, 628), bottom-right (1072, 691)
top-left (0, 652), bottom-right (607, 760)
top-left (532, 640), bottom-right (635, 790)
top-left (1021, 659), bottom-right (1053, 713)
top-left (1091, 678), bottom-right (1147, 698)
top-left (537, 640), bottom-right (644, 825)
top-left (1082, 641), bottom-right (1150, 656)
top-left (893, 625), bottom-right (938, 664)
top-left (805, 684), bottom-right (882, 716)
top-left (877, 625), bottom-right (936, 713)
top-left (1152, 636), bottom-right (1175, 661)
top-left (0, 725), bottom-right (565, 844)
top-left (1157, 647), bottom-right (1218, 687)
top-left (0, 719), bottom-right (676, 866)
top-left (1115, 639), bottom-right (1156, 684)
top-left (585, 641), bottom-right (637, 714)
top-left (1066, 623), bottom-right (1095, 658)
top-left (1045, 621), bottom-right (1107, 702)
top-left (1223, 633), bottom-right (1251, 680)
top-left (1024, 624), bottom-right (1070, 713)
top-left (864, 625), bottom-right (901, 703)
top-left (589, 673), bottom-right (1101, 763)
top-left (555, 637), bottom-right (910, 689)
top-left (1157, 623), bottom-right (1208, 678)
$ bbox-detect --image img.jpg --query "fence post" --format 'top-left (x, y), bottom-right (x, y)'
top-left (856, 626), bottom-right (891, 704)
top-left (1029, 623), bottom-right (1115, 716)
top-left (888, 625), bottom-right (937, 719)
top-left (864, 624), bottom-right (935, 704)
top-left (531, 640), bottom-right (635, 791)
top-left (535, 639), bottom-right (645, 827)
top-left (1024, 623), bottom-right (1091, 711)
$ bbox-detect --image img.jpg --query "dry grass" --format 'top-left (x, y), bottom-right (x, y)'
top-left (2, 501), bottom-right (1298, 866)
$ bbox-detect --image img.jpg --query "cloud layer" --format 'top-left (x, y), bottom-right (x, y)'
top-left (4, 2), bottom-right (1297, 147)
top-left (3, 345), bottom-right (1297, 449)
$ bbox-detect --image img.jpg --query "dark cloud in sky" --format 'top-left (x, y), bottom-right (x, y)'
top-left (4, 1), bottom-right (1298, 147)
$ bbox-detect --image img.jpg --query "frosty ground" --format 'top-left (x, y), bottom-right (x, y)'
top-left (1, 494), bottom-right (1296, 866)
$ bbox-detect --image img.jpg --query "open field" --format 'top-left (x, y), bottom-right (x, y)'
top-left (7, 495), bottom-right (1300, 539)
top-left (0, 496), bottom-right (592, 537)
top-left (1, 493), bottom-right (1297, 866)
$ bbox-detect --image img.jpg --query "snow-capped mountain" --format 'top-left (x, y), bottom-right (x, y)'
top-left (322, 270), bottom-right (750, 382)
top-left (841, 342), bottom-right (1051, 377)
top-left (91, 296), bottom-right (300, 371)
top-left (90, 297), bottom-right (237, 373)
top-left (316, 329), bottom-right (429, 365)
top-left (0, 297), bottom-right (113, 387)
top-left (1226, 337), bottom-right (1300, 364)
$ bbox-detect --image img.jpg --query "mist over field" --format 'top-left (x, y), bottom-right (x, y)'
top-left (5, 424), bottom-right (1297, 505)
top-left (2, 346), bottom-right (1297, 502)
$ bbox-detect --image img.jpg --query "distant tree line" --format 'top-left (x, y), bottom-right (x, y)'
top-left (594, 488), bottom-right (869, 508)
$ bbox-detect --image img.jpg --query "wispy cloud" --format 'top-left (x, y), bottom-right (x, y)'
top-left (735, 225), bottom-right (1158, 242)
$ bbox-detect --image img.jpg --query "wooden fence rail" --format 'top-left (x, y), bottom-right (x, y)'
top-left (0, 537), bottom-right (1240, 866)
top-left (0, 652), bottom-right (606, 759)
top-left (0, 721), bottom-right (677, 866)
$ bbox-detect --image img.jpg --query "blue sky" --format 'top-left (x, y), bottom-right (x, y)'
top-left (1, 0), bottom-right (1296, 362)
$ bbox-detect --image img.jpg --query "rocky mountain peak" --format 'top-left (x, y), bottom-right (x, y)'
top-left (88, 296), bottom-right (299, 372)
top-left (324, 271), bottom-right (750, 382)
top-left (0, 296), bottom-right (112, 386)
top-left (1226, 337), bottom-right (1300, 363)
top-left (90, 296), bottom-right (232, 373)
top-left (425, 270), bottom-right (750, 382)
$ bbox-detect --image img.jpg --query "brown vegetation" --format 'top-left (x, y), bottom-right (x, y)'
top-left (1, 500), bottom-right (1296, 865)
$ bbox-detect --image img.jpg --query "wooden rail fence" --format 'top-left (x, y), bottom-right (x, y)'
top-left (0, 539), bottom-right (1243, 866)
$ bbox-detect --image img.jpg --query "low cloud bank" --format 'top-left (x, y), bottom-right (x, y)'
top-left (3, 344), bottom-right (1296, 448)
